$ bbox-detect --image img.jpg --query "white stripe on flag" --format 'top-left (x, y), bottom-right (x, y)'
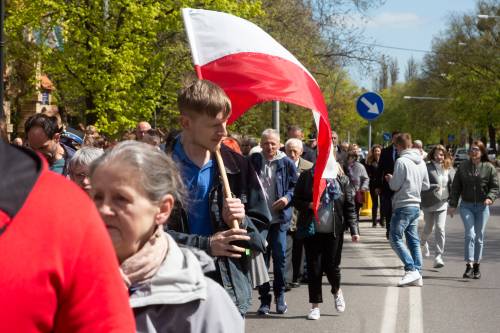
top-left (181, 8), bottom-right (314, 82)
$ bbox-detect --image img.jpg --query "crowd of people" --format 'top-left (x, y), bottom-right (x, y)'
top-left (0, 79), bottom-right (498, 331)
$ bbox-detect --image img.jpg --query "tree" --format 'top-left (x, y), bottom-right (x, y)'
top-left (376, 55), bottom-right (389, 91)
top-left (6, 0), bottom-right (264, 135)
top-left (389, 57), bottom-right (399, 86)
top-left (404, 56), bottom-right (419, 82)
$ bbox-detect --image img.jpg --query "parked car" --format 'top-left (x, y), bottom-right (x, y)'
top-left (487, 148), bottom-right (497, 162)
top-left (453, 148), bottom-right (468, 168)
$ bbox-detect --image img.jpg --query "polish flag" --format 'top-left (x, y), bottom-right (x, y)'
top-left (182, 8), bottom-right (338, 216)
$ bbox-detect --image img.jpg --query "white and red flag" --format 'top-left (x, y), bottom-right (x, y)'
top-left (182, 8), bottom-right (338, 216)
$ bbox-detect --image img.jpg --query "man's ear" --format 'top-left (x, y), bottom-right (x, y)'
top-left (53, 133), bottom-right (61, 143)
top-left (155, 194), bottom-right (175, 226)
top-left (180, 114), bottom-right (191, 130)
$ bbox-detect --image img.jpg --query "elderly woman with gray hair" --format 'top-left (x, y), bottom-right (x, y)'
top-left (89, 141), bottom-right (243, 333)
top-left (68, 146), bottom-right (104, 193)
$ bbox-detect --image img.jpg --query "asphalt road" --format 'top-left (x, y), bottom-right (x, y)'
top-left (245, 199), bottom-right (500, 333)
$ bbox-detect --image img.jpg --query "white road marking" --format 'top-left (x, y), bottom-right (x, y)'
top-left (409, 287), bottom-right (424, 333)
top-left (351, 226), bottom-right (424, 333)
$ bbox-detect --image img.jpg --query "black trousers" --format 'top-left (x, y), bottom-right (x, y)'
top-left (380, 193), bottom-right (393, 232)
top-left (304, 232), bottom-right (344, 304)
top-left (370, 188), bottom-right (382, 225)
top-left (285, 231), bottom-right (306, 283)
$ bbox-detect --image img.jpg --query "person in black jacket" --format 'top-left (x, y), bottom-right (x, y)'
top-left (293, 165), bottom-right (359, 320)
top-left (365, 144), bottom-right (383, 227)
top-left (376, 131), bottom-right (399, 238)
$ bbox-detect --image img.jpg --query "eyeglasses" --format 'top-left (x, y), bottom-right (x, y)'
top-left (469, 147), bottom-right (480, 153)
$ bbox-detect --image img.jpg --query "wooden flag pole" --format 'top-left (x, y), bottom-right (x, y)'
top-left (214, 149), bottom-right (239, 229)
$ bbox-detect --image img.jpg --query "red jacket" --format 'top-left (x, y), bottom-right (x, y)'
top-left (0, 144), bottom-right (135, 333)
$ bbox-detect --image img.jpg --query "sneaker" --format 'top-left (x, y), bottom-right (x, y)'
top-left (410, 277), bottom-right (423, 287)
top-left (463, 264), bottom-right (473, 279)
top-left (275, 293), bottom-right (288, 314)
top-left (307, 307), bottom-right (320, 320)
top-left (334, 289), bottom-right (346, 312)
top-left (257, 295), bottom-right (271, 315)
top-left (473, 263), bottom-right (481, 279)
top-left (398, 270), bottom-right (422, 286)
top-left (433, 255), bottom-right (445, 268)
top-left (421, 243), bottom-right (430, 258)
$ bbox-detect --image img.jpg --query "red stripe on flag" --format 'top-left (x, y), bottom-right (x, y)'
top-left (199, 53), bottom-right (327, 122)
top-left (199, 52), bottom-right (332, 218)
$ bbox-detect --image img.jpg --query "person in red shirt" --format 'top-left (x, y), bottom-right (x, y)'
top-left (0, 140), bottom-right (135, 333)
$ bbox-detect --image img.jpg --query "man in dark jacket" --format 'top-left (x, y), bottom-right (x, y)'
top-left (164, 79), bottom-right (270, 315)
top-left (376, 131), bottom-right (399, 238)
top-left (250, 129), bottom-right (298, 315)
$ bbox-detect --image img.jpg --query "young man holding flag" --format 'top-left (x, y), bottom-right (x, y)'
top-left (164, 79), bottom-right (270, 315)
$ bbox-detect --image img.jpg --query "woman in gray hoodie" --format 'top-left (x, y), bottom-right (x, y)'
top-left (90, 141), bottom-right (243, 333)
top-left (420, 145), bottom-right (454, 268)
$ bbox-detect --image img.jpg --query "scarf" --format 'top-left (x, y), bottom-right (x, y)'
top-left (120, 227), bottom-right (169, 290)
top-left (322, 178), bottom-right (341, 206)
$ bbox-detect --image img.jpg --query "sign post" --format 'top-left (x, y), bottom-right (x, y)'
top-left (356, 92), bottom-right (384, 149)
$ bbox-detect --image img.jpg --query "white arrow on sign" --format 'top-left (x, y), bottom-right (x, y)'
top-left (361, 97), bottom-right (380, 115)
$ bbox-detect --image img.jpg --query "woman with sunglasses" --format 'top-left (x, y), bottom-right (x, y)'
top-left (448, 141), bottom-right (499, 279)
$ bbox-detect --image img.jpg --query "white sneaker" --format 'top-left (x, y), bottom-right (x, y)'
top-left (334, 289), bottom-right (346, 313)
top-left (307, 307), bottom-right (320, 320)
top-left (398, 270), bottom-right (422, 286)
top-left (421, 243), bottom-right (430, 257)
top-left (433, 255), bottom-right (444, 268)
top-left (410, 277), bottom-right (423, 287)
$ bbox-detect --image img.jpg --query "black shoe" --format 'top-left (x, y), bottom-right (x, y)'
top-left (290, 281), bottom-right (300, 288)
top-left (284, 283), bottom-right (292, 292)
top-left (372, 222), bottom-right (377, 228)
top-left (463, 264), bottom-right (474, 278)
top-left (386, 231), bottom-right (389, 240)
top-left (257, 295), bottom-right (272, 315)
top-left (473, 263), bottom-right (481, 279)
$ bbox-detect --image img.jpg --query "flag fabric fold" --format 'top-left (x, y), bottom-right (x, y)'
top-left (182, 8), bottom-right (337, 216)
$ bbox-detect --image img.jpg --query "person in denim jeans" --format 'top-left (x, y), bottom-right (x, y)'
top-left (250, 129), bottom-right (298, 315)
top-left (385, 133), bottom-right (430, 287)
top-left (448, 140), bottom-right (499, 279)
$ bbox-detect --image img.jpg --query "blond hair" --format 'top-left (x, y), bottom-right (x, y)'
top-left (178, 79), bottom-right (231, 119)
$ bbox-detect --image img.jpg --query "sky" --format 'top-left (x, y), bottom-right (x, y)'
top-left (349, 0), bottom-right (478, 89)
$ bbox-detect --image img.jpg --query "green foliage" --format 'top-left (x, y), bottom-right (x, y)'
top-left (6, 0), bottom-right (264, 135)
top-left (373, 0), bottom-right (499, 147)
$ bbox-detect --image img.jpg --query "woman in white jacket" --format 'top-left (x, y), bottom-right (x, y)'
top-left (90, 141), bottom-right (243, 333)
top-left (420, 145), bottom-right (454, 268)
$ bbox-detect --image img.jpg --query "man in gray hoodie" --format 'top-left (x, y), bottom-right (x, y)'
top-left (385, 133), bottom-right (430, 287)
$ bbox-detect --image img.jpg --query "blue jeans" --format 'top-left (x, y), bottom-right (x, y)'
top-left (259, 223), bottom-right (287, 298)
top-left (459, 202), bottom-right (490, 262)
top-left (389, 206), bottom-right (422, 272)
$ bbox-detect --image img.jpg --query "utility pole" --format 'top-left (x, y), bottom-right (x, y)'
top-left (272, 101), bottom-right (280, 136)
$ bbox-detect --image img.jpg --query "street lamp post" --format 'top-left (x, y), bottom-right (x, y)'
top-left (478, 14), bottom-right (500, 19)
top-left (403, 96), bottom-right (453, 101)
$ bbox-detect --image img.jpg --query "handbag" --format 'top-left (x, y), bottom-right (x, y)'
top-left (355, 190), bottom-right (365, 205)
top-left (421, 187), bottom-right (442, 208)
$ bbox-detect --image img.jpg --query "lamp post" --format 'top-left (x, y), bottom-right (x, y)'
top-left (403, 96), bottom-right (453, 101)
top-left (478, 14), bottom-right (500, 19)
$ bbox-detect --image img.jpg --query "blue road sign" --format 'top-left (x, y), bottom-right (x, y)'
top-left (356, 92), bottom-right (384, 121)
top-left (383, 132), bottom-right (391, 141)
top-left (448, 134), bottom-right (455, 142)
